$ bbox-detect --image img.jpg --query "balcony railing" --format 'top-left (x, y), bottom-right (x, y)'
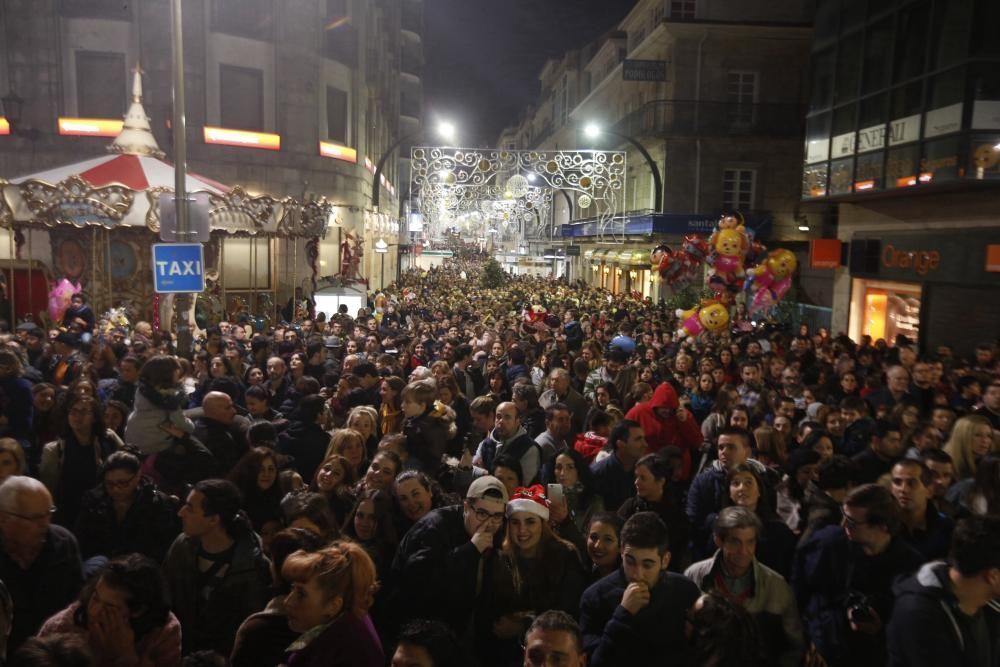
top-left (610, 99), bottom-right (806, 140)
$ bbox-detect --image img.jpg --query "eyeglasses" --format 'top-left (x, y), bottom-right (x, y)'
top-left (105, 475), bottom-right (137, 489)
top-left (472, 506), bottom-right (505, 523)
top-left (4, 507), bottom-right (56, 523)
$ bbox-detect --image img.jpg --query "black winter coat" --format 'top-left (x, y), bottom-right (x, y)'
top-left (72, 477), bottom-right (181, 562)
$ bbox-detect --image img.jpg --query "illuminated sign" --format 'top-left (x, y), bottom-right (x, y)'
top-left (881, 243), bottom-right (940, 276)
top-left (203, 126), bottom-right (280, 150)
top-left (319, 141), bottom-right (357, 163)
top-left (58, 117), bottom-right (124, 137)
top-left (0, 118), bottom-right (8, 135)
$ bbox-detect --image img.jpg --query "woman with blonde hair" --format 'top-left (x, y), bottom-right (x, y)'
top-left (326, 428), bottom-right (367, 480)
top-left (346, 406), bottom-right (379, 458)
top-left (281, 541), bottom-right (383, 666)
top-left (944, 414), bottom-right (995, 481)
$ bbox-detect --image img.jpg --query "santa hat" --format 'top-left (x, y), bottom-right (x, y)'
top-left (506, 485), bottom-right (550, 521)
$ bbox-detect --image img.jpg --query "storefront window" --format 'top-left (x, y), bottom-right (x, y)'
top-left (886, 144), bottom-right (921, 188)
top-left (969, 135), bottom-right (1000, 180)
top-left (860, 282), bottom-right (922, 345)
top-left (971, 65), bottom-right (1000, 131)
top-left (830, 157), bottom-right (854, 195)
top-left (855, 152), bottom-right (884, 191)
top-left (931, 0), bottom-right (973, 69)
top-left (893, 1), bottom-right (930, 84)
top-left (972, 0), bottom-right (1000, 57)
top-left (862, 19), bottom-right (892, 94)
top-left (920, 137), bottom-right (962, 182)
top-left (835, 33), bottom-right (863, 105)
top-left (805, 113), bottom-right (832, 164)
top-left (802, 163), bottom-right (829, 198)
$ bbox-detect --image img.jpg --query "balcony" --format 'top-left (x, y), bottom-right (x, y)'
top-left (610, 99), bottom-right (806, 140)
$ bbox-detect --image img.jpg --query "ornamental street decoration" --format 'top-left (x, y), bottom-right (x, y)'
top-left (409, 147), bottom-right (627, 244)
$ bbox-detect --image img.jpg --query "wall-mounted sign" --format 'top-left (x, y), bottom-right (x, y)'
top-left (888, 114), bottom-right (921, 146)
top-left (810, 239), bottom-right (842, 269)
top-left (203, 126), bottom-right (281, 150)
top-left (319, 141), bottom-right (358, 163)
top-left (58, 117), bottom-right (124, 137)
top-left (832, 131), bottom-right (856, 157)
top-left (972, 101), bottom-right (1000, 130)
top-left (924, 103), bottom-right (963, 138)
top-left (805, 137), bottom-right (830, 164)
top-left (622, 59), bottom-right (667, 82)
top-left (856, 123), bottom-right (886, 154)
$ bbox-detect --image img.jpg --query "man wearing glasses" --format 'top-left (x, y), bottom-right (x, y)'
top-left (388, 476), bottom-right (509, 643)
top-left (792, 483), bottom-right (922, 667)
top-left (0, 476), bottom-right (83, 652)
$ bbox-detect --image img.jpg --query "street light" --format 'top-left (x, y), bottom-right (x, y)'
top-left (585, 122), bottom-right (663, 213)
top-left (374, 237), bottom-right (389, 289)
top-left (372, 120), bottom-right (456, 212)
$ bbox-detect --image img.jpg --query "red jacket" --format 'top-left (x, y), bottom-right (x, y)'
top-left (625, 382), bottom-right (703, 480)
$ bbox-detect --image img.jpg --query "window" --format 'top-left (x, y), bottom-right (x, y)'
top-left (212, 0), bottom-right (273, 41)
top-left (931, 0), bottom-right (973, 69)
top-left (727, 71), bottom-right (758, 126)
top-left (835, 33), bottom-right (863, 104)
top-left (862, 20), bottom-right (892, 94)
top-left (670, 0), bottom-right (696, 19)
top-left (326, 86), bottom-right (349, 144)
top-left (893, 2), bottom-right (930, 84)
top-left (810, 49), bottom-right (836, 110)
top-left (76, 51), bottom-right (126, 119)
top-left (723, 169), bottom-right (755, 211)
top-left (219, 64), bottom-right (264, 131)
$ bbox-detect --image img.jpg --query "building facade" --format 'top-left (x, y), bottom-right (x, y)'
top-left (495, 0), bottom-right (814, 301)
top-left (0, 0), bottom-right (421, 308)
top-left (801, 0), bottom-right (1000, 355)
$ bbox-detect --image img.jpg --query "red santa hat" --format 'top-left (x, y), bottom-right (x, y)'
top-left (506, 485), bottom-right (550, 521)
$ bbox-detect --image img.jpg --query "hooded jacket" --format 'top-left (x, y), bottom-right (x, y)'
top-left (888, 561), bottom-right (1000, 667)
top-left (474, 425), bottom-right (540, 484)
top-left (625, 382), bottom-right (702, 479)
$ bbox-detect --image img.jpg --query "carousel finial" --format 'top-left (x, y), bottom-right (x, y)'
top-left (107, 64), bottom-right (165, 158)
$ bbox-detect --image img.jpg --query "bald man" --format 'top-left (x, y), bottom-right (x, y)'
top-left (193, 391), bottom-right (249, 476)
top-left (0, 476), bottom-right (82, 652)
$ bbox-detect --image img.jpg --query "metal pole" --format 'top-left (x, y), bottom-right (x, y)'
top-left (91, 227), bottom-right (97, 312)
top-left (6, 227), bottom-right (13, 326)
top-left (26, 229), bottom-right (32, 322)
top-left (171, 0), bottom-right (192, 355)
top-left (220, 236), bottom-right (226, 320)
top-left (105, 229), bottom-right (112, 312)
top-left (291, 238), bottom-right (298, 322)
top-left (380, 253), bottom-right (384, 290)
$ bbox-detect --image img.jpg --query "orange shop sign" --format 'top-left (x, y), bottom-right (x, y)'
top-left (809, 239), bottom-right (842, 269)
top-left (987, 245), bottom-right (1000, 273)
top-left (881, 243), bottom-right (940, 276)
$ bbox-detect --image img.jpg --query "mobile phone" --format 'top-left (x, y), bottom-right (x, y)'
top-left (547, 483), bottom-right (564, 504)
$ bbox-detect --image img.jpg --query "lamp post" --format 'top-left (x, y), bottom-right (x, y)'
top-left (372, 121), bottom-right (455, 212)
top-left (374, 238), bottom-right (389, 289)
top-left (585, 123), bottom-right (663, 213)
top-left (170, 0), bottom-right (194, 356)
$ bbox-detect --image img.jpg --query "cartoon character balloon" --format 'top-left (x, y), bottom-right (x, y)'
top-left (706, 214), bottom-right (750, 296)
top-left (652, 243), bottom-right (702, 290)
top-left (675, 302), bottom-right (730, 339)
top-left (48, 278), bottom-right (81, 323)
top-left (746, 248), bottom-right (798, 315)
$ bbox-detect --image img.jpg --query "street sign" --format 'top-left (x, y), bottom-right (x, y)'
top-left (159, 192), bottom-right (211, 242)
top-left (152, 243), bottom-right (206, 293)
top-left (622, 59), bottom-right (667, 82)
top-left (565, 245), bottom-right (581, 256)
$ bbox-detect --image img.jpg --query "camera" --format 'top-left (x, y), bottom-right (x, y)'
top-left (845, 592), bottom-right (874, 623)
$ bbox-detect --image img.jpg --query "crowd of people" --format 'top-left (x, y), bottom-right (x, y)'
top-left (0, 250), bottom-right (996, 667)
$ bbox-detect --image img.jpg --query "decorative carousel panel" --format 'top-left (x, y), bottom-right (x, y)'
top-left (276, 199), bottom-right (331, 238)
top-left (209, 186), bottom-right (274, 235)
top-left (103, 228), bottom-right (157, 322)
top-left (52, 235), bottom-right (88, 282)
top-left (20, 176), bottom-right (133, 228)
top-left (142, 187), bottom-right (175, 232)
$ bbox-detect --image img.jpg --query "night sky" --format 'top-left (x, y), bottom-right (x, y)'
top-left (424, 0), bottom-right (638, 146)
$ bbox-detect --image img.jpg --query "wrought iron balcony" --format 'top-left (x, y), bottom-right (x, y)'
top-left (610, 99), bottom-right (806, 140)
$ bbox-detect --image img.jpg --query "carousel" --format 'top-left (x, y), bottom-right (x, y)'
top-left (0, 68), bottom-right (336, 332)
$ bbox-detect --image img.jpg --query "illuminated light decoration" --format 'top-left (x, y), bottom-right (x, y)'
top-left (0, 118), bottom-right (8, 135)
top-left (918, 172), bottom-right (932, 183)
top-left (325, 15), bottom-right (351, 31)
top-left (318, 141), bottom-right (357, 163)
top-left (203, 126), bottom-right (280, 150)
top-left (365, 157), bottom-right (375, 172)
top-left (854, 180), bottom-right (876, 191)
top-left (58, 117), bottom-right (124, 137)
top-left (896, 176), bottom-right (917, 187)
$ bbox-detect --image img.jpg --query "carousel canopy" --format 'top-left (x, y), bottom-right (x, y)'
top-left (0, 67), bottom-right (330, 238)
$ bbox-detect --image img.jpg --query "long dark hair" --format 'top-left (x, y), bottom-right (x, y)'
top-left (343, 488), bottom-right (398, 564)
top-left (686, 593), bottom-right (763, 667)
top-left (73, 554), bottom-right (170, 641)
top-left (548, 447), bottom-right (599, 508)
top-left (61, 394), bottom-right (106, 442)
top-left (722, 463), bottom-right (777, 520)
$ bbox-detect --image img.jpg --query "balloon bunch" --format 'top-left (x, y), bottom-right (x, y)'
top-left (675, 300), bottom-right (730, 340)
top-left (706, 213), bottom-right (751, 297)
top-left (649, 235), bottom-right (710, 290)
top-left (48, 278), bottom-right (82, 323)
top-left (745, 248), bottom-right (797, 315)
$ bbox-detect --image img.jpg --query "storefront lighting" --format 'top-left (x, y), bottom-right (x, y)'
top-left (0, 118), bottom-right (8, 135)
top-left (854, 180), bottom-right (875, 191)
top-left (798, 224), bottom-right (810, 232)
top-left (918, 173), bottom-right (932, 183)
top-left (896, 176), bottom-right (917, 187)
top-left (319, 141), bottom-right (357, 163)
top-left (58, 117), bottom-right (124, 137)
top-left (203, 126), bottom-right (280, 150)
